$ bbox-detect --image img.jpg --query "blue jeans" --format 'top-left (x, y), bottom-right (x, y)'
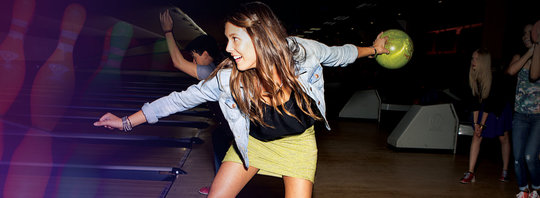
top-left (512, 112), bottom-right (540, 191)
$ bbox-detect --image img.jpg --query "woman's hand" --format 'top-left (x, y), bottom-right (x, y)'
top-left (93, 112), bottom-right (123, 130)
top-left (160, 9), bottom-right (173, 33)
top-left (525, 44), bottom-right (535, 58)
top-left (473, 123), bottom-right (483, 137)
top-left (373, 31), bottom-right (390, 55)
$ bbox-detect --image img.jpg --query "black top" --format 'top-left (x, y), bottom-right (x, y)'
top-left (468, 71), bottom-right (515, 116)
top-left (249, 93), bottom-right (316, 142)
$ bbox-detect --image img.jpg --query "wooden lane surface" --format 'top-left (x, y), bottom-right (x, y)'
top-left (1, 175), bottom-right (172, 198)
top-left (5, 110), bottom-right (210, 139)
top-left (2, 133), bottom-right (187, 168)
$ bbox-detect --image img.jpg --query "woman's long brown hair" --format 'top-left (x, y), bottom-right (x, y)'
top-left (207, 1), bottom-right (321, 127)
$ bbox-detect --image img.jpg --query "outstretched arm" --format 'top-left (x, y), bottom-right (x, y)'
top-left (295, 31), bottom-right (389, 68)
top-left (160, 9), bottom-right (199, 79)
top-left (93, 72), bottom-right (223, 131)
top-left (93, 110), bottom-right (146, 131)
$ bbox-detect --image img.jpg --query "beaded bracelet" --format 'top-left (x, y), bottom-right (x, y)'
top-left (122, 116), bottom-right (133, 132)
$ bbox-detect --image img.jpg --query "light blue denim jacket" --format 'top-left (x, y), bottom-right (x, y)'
top-left (141, 37), bottom-right (358, 167)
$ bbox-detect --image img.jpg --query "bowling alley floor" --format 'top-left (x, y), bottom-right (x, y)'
top-left (166, 115), bottom-right (519, 198)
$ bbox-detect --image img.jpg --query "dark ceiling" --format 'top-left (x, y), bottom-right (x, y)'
top-left (172, 0), bottom-right (488, 44)
top-left (3, 0), bottom-right (536, 48)
top-left (168, 0), bottom-right (536, 45)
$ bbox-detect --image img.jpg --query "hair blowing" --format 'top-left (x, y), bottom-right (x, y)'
top-left (469, 48), bottom-right (492, 102)
top-left (207, 1), bottom-right (321, 127)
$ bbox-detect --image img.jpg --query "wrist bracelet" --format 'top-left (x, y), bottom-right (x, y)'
top-left (369, 46), bottom-right (378, 58)
top-left (475, 123), bottom-right (486, 129)
top-left (164, 30), bottom-right (173, 34)
top-left (122, 116), bottom-right (133, 132)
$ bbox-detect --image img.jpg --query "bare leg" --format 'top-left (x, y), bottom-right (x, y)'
top-left (499, 131), bottom-right (511, 171)
top-left (283, 176), bottom-right (313, 198)
top-left (208, 161), bottom-right (259, 198)
top-left (468, 135), bottom-right (483, 172)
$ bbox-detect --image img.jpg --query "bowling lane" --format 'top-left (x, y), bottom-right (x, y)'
top-left (54, 120), bottom-right (207, 139)
top-left (2, 113), bottom-right (207, 147)
top-left (1, 45), bottom-right (218, 195)
top-left (2, 175), bottom-right (173, 198)
top-left (35, 105), bottom-right (211, 125)
top-left (2, 130), bottom-right (188, 168)
top-left (0, 122), bottom-right (188, 197)
top-left (80, 69), bottom-right (200, 94)
top-left (6, 99), bottom-right (212, 123)
top-left (52, 177), bottom-right (173, 197)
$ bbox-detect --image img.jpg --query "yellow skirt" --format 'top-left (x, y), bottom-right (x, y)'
top-left (223, 126), bottom-right (317, 183)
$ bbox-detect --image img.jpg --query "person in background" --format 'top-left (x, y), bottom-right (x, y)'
top-left (506, 21), bottom-right (540, 198)
top-left (160, 9), bottom-right (222, 80)
top-left (459, 48), bottom-right (512, 184)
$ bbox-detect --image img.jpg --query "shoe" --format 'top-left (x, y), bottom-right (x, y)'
top-left (460, 171), bottom-right (475, 184)
top-left (529, 190), bottom-right (539, 198)
top-left (198, 186), bottom-right (210, 195)
top-left (499, 171), bottom-right (510, 182)
top-left (516, 191), bottom-right (529, 198)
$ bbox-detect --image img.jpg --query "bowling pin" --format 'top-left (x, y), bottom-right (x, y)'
top-left (3, 4), bottom-right (86, 198)
top-left (29, 3), bottom-right (86, 130)
top-left (83, 21), bottom-right (133, 94)
top-left (56, 21), bottom-right (133, 197)
top-left (0, 0), bottom-right (35, 114)
top-left (103, 21), bottom-right (133, 70)
top-left (0, 0), bottom-right (35, 169)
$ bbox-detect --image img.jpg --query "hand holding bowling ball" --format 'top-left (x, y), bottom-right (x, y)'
top-left (375, 29), bottom-right (414, 69)
top-left (371, 31), bottom-right (390, 57)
